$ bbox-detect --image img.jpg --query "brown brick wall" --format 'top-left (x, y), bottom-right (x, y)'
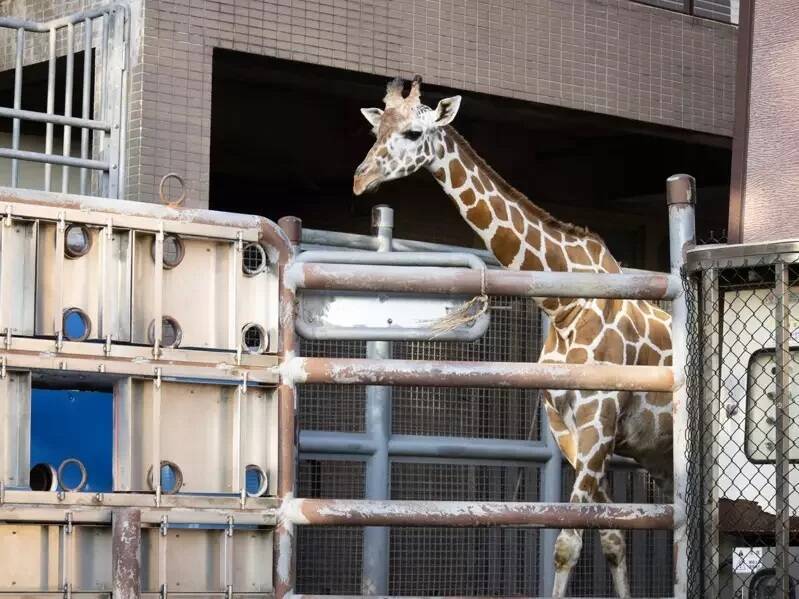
top-left (125, 0), bottom-right (736, 207)
top-left (1, 0), bottom-right (737, 206)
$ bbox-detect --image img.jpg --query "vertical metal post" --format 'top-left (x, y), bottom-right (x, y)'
top-left (102, 7), bottom-right (127, 199)
top-left (539, 312), bottom-right (560, 596)
top-left (62, 22), bottom-right (75, 193)
top-left (79, 18), bottom-right (92, 195)
top-left (774, 260), bottom-right (791, 597)
top-left (700, 267), bottom-right (721, 598)
top-left (44, 27), bottom-right (55, 191)
top-left (362, 205), bottom-right (393, 595)
top-left (112, 508), bottom-right (141, 599)
top-left (666, 174), bottom-right (696, 599)
top-left (10, 27), bottom-right (23, 188)
top-left (276, 216), bottom-right (301, 599)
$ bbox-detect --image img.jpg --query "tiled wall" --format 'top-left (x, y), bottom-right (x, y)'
top-left (741, 0), bottom-right (799, 242)
top-left (0, 0), bottom-right (737, 207)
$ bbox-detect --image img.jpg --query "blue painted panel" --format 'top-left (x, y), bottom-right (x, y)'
top-left (30, 388), bottom-right (113, 492)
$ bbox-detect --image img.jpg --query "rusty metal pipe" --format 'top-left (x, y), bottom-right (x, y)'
top-left (111, 508), bottom-right (141, 599)
top-left (283, 499), bottom-right (674, 530)
top-left (275, 216), bottom-right (301, 599)
top-left (288, 262), bottom-right (680, 300)
top-left (291, 357), bottom-right (675, 393)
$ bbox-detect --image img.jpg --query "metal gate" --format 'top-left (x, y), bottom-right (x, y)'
top-left (685, 241), bottom-right (799, 598)
top-left (0, 3), bottom-right (128, 198)
top-left (273, 173), bottom-right (697, 598)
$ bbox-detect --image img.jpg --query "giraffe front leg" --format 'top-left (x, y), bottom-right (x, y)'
top-left (597, 485), bottom-right (631, 599)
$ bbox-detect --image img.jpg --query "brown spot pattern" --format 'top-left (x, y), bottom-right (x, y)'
top-left (460, 188), bottom-right (476, 206)
top-left (574, 310), bottom-right (603, 345)
top-left (565, 244), bottom-right (593, 266)
top-left (600, 401), bottom-right (617, 437)
top-left (575, 400), bottom-right (599, 426)
top-left (466, 200), bottom-right (492, 230)
top-left (594, 328), bottom-right (624, 363)
top-left (545, 238), bottom-right (568, 271)
top-left (649, 319), bottom-right (672, 351)
top-left (433, 168), bottom-right (446, 183)
top-left (449, 159), bottom-right (467, 188)
top-left (521, 251), bottom-right (544, 271)
top-left (490, 226), bottom-right (522, 266)
top-left (489, 196), bottom-right (508, 221)
top-left (638, 344), bottom-right (661, 366)
top-left (510, 206), bottom-right (525, 234)
top-left (471, 175), bottom-right (484, 195)
top-left (566, 347), bottom-right (589, 364)
top-left (578, 427), bottom-right (599, 456)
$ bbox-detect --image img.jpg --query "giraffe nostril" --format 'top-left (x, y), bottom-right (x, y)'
top-left (356, 162), bottom-right (370, 176)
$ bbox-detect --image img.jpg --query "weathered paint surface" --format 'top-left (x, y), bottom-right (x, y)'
top-left (284, 498), bottom-right (674, 530)
top-left (112, 508), bottom-right (141, 599)
top-left (289, 357), bottom-right (675, 393)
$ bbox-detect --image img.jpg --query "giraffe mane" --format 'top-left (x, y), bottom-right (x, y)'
top-left (443, 126), bottom-right (605, 242)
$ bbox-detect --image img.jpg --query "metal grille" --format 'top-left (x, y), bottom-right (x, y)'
top-left (388, 461), bottom-right (540, 596)
top-left (686, 253), bottom-right (799, 598)
top-left (296, 459), bottom-right (365, 595)
top-left (298, 338), bottom-right (366, 432)
top-left (392, 296), bottom-right (542, 440)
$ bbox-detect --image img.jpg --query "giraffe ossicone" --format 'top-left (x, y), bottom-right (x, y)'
top-left (354, 76), bottom-right (674, 599)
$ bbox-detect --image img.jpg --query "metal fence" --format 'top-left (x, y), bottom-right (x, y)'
top-left (0, 4), bottom-right (127, 198)
top-left (685, 241), bottom-right (799, 598)
top-left (633, 0), bottom-right (740, 24)
top-left (290, 197), bottom-right (684, 597)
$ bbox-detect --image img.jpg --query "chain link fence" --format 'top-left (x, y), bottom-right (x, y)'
top-left (686, 247), bottom-right (799, 598)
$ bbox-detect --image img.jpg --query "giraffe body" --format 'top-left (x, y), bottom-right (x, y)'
top-left (354, 77), bottom-right (673, 598)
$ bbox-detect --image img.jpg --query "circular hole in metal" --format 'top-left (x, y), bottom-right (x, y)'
top-left (146, 460), bottom-right (183, 494)
top-left (57, 458), bottom-right (88, 492)
top-left (147, 316), bottom-right (182, 348)
top-left (244, 464), bottom-right (269, 497)
top-left (64, 224), bottom-right (92, 258)
top-left (62, 307), bottom-right (91, 341)
top-left (242, 242), bottom-right (267, 276)
top-left (30, 463), bottom-right (58, 492)
top-left (150, 233), bottom-right (185, 269)
top-left (242, 323), bottom-right (267, 354)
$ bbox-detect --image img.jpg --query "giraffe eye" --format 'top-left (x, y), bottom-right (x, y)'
top-left (403, 129), bottom-right (422, 141)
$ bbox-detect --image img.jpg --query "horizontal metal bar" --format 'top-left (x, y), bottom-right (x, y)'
top-left (294, 596), bottom-right (677, 599)
top-left (0, 3), bottom-right (123, 32)
top-left (0, 147), bottom-right (108, 170)
top-left (283, 498), bottom-right (674, 530)
top-left (302, 227), bottom-right (502, 266)
top-left (0, 106), bottom-right (111, 131)
top-left (288, 263), bottom-right (681, 300)
top-left (289, 357), bottom-right (675, 392)
top-left (300, 431), bottom-right (378, 455)
top-left (299, 431), bottom-right (644, 469)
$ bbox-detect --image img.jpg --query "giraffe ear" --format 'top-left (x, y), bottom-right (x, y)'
top-left (360, 107), bottom-right (383, 129)
top-left (433, 95), bottom-right (461, 127)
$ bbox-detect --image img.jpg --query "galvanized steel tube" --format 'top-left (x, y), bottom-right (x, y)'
top-left (80, 17), bottom-right (92, 195)
top-left (285, 499), bottom-right (674, 530)
top-left (666, 173), bottom-right (696, 599)
top-left (62, 22), bottom-right (75, 192)
top-left (293, 357), bottom-right (675, 393)
top-left (290, 262), bottom-right (681, 300)
top-left (10, 27), bottom-right (23, 187)
top-left (44, 27), bottom-right (56, 191)
top-left (0, 148), bottom-right (108, 170)
top-left (111, 508), bottom-right (141, 599)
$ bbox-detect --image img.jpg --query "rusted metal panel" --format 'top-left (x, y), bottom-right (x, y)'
top-left (289, 262), bottom-right (681, 300)
top-left (292, 357), bottom-right (675, 393)
top-left (284, 499), bottom-right (674, 530)
top-left (112, 508), bottom-right (141, 599)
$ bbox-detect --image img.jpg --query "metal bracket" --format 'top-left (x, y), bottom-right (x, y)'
top-left (154, 367), bottom-right (162, 389)
top-left (240, 371), bottom-right (248, 394)
top-left (0, 481), bottom-right (5, 505)
top-left (4, 327), bottom-right (11, 349)
top-left (226, 515), bottom-right (234, 537)
top-left (159, 584), bottom-right (168, 599)
top-left (160, 514), bottom-right (168, 536)
top-left (0, 355), bottom-right (6, 379)
top-left (65, 511), bottom-right (73, 534)
top-left (62, 583), bottom-right (72, 599)
top-left (104, 333), bottom-right (112, 356)
top-left (3, 204), bottom-right (11, 226)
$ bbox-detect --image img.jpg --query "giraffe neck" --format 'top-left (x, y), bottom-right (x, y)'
top-left (426, 126), bottom-right (622, 322)
top-left (427, 126), bottom-right (620, 275)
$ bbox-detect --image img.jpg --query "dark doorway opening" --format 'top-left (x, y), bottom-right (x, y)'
top-left (210, 50), bottom-right (731, 270)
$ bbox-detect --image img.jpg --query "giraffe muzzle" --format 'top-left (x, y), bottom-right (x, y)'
top-left (353, 168), bottom-right (381, 195)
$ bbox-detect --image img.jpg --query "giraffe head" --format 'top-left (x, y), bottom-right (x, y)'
top-left (353, 76), bottom-right (461, 195)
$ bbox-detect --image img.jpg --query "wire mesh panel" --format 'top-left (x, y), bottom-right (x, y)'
top-left (686, 247), bottom-right (799, 598)
top-left (392, 296), bottom-right (542, 440)
top-left (388, 461), bottom-right (540, 595)
top-left (296, 460), bottom-right (365, 594)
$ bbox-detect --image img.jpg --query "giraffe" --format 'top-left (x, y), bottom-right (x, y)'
top-left (352, 76), bottom-right (674, 598)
